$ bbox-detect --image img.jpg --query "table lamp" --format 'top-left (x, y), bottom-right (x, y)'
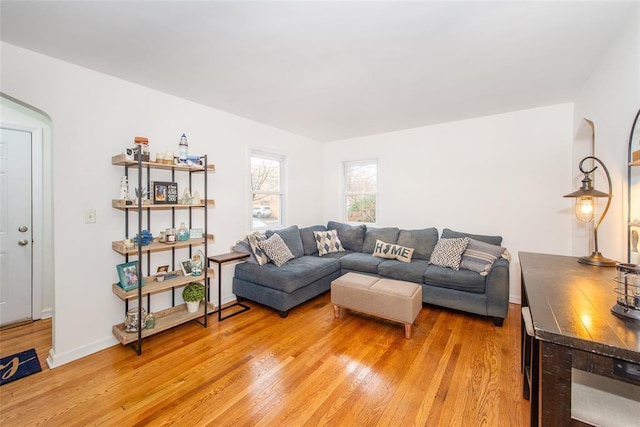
top-left (563, 156), bottom-right (617, 267)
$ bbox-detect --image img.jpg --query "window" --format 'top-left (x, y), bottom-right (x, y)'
top-left (344, 160), bottom-right (377, 223)
top-left (251, 151), bottom-right (284, 230)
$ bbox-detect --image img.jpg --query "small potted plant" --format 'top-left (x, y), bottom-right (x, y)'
top-left (182, 282), bottom-right (205, 313)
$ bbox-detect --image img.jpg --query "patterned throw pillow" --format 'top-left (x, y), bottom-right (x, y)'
top-left (247, 234), bottom-right (270, 265)
top-left (313, 229), bottom-right (345, 256)
top-left (429, 237), bottom-right (470, 270)
top-left (460, 238), bottom-right (506, 276)
top-left (258, 233), bottom-right (295, 267)
top-left (372, 239), bottom-right (415, 263)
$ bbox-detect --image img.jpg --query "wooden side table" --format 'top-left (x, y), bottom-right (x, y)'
top-left (208, 251), bottom-right (251, 321)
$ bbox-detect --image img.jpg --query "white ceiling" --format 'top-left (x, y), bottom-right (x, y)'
top-left (0, 1), bottom-right (636, 142)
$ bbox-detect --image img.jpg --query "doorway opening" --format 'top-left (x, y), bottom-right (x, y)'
top-left (0, 94), bottom-right (53, 343)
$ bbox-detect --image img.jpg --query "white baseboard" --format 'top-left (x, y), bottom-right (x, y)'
top-left (40, 308), bottom-right (53, 319)
top-left (509, 294), bottom-right (521, 304)
top-left (46, 335), bottom-right (118, 369)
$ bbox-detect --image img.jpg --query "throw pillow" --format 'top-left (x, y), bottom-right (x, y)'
top-left (314, 229), bottom-right (345, 256)
top-left (429, 237), bottom-right (470, 270)
top-left (258, 233), bottom-right (295, 267)
top-left (372, 239), bottom-right (415, 263)
top-left (247, 233), bottom-right (270, 265)
top-left (460, 238), bottom-right (506, 276)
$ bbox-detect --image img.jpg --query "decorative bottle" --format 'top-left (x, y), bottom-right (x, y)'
top-left (177, 222), bottom-right (189, 241)
top-left (179, 133), bottom-right (188, 164)
top-left (145, 312), bottom-right (155, 329)
top-left (119, 176), bottom-right (129, 200)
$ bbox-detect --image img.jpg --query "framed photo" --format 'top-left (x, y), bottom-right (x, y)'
top-left (116, 261), bottom-right (145, 291)
top-left (189, 228), bottom-right (203, 239)
top-left (156, 265), bottom-right (169, 274)
top-left (180, 259), bottom-right (193, 276)
top-left (152, 181), bottom-right (178, 204)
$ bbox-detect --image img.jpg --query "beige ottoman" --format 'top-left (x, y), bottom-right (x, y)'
top-left (331, 272), bottom-right (422, 338)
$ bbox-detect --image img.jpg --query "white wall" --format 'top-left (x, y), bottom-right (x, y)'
top-left (0, 42), bottom-right (325, 367)
top-left (323, 104), bottom-right (575, 303)
top-left (573, 9), bottom-right (640, 264)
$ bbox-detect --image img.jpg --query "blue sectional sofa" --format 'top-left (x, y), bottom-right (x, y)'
top-left (232, 221), bottom-right (510, 325)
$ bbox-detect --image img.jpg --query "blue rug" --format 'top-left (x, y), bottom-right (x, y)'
top-left (0, 348), bottom-right (42, 386)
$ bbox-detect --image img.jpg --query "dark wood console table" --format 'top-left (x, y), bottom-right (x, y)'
top-left (519, 252), bottom-right (640, 426)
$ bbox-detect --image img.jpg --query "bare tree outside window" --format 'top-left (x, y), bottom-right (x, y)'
top-left (345, 161), bottom-right (377, 223)
top-left (251, 153), bottom-right (283, 229)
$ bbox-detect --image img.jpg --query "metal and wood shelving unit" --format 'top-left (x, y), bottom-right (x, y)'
top-left (111, 151), bottom-right (215, 354)
top-left (628, 109), bottom-right (640, 263)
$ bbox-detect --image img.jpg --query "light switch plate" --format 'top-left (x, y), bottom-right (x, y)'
top-left (85, 210), bottom-right (96, 224)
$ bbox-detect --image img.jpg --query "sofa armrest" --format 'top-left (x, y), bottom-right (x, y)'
top-left (485, 257), bottom-right (510, 321)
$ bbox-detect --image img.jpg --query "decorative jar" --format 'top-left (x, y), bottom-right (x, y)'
top-left (124, 307), bottom-right (147, 333)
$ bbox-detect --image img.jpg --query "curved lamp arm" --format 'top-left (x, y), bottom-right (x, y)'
top-left (578, 156), bottom-right (612, 254)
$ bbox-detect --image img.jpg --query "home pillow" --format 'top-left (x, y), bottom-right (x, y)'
top-left (460, 238), bottom-right (506, 276)
top-left (258, 233), bottom-right (294, 267)
top-left (429, 237), bottom-right (470, 270)
top-left (372, 239), bottom-right (415, 263)
top-left (247, 234), bottom-right (270, 265)
top-left (314, 229), bottom-right (345, 256)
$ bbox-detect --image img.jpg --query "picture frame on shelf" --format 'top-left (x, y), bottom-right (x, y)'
top-left (189, 228), bottom-right (203, 239)
top-left (151, 181), bottom-right (178, 204)
top-left (116, 261), bottom-right (145, 291)
top-left (180, 260), bottom-right (193, 276)
top-left (156, 265), bottom-right (169, 274)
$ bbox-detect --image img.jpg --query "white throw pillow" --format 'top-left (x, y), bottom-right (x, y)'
top-left (313, 229), bottom-right (345, 256)
top-left (258, 233), bottom-right (294, 267)
top-left (429, 237), bottom-right (470, 270)
top-left (372, 239), bottom-right (415, 263)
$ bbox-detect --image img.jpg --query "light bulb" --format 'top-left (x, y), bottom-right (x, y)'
top-left (575, 197), bottom-right (596, 222)
top-left (580, 200), bottom-right (593, 214)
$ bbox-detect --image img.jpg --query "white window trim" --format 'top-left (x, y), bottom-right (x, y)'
top-left (343, 158), bottom-right (378, 225)
top-left (250, 149), bottom-right (286, 231)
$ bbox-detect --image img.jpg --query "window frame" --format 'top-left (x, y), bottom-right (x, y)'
top-left (343, 159), bottom-right (378, 225)
top-left (250, 150), bottom-right (286, 231)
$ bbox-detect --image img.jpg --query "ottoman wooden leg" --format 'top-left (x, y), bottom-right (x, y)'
top-left (404, 323), bottom-right (412, 339)
top-left (333, 305), bottom-right (341, 318)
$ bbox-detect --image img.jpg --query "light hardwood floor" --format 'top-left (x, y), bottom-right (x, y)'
top-left (0, 294), bottom-right (528, 426)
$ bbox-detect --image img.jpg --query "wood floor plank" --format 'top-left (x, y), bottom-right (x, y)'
top-left (0, 294), bottom-right (527, 426)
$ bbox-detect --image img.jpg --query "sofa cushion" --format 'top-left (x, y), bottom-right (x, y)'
top-left (258, 233), bottom-right (295, 267)
top-left (372, 239), bottom-right (414, 263)
top-left (429, 237), bottom-right (470, 270)
top-left (378, 259), bottom-right (430, 284)
top-left (234, 255), bottom-right (341, 293)
top-left (362, 227), bottom-right (400, 254)
top-left (299, 225), bottom-right (327, 255)
top-left (339, 252), bottom-right (385, 274)
top-left (460, 238), bottom-right (506, 276)
top-left (423, 265), bottom-right (486, 293)
top-left (397, 228), bottom-right (439, 260)
top-left (441, 228), bottom-right (502, 246)
top-left (266, 225), bottom-right (304, 258)
top-left (314, 229), bottom-right (346, 256)
top-left (319, 250), bottom-right (354, 260)
top-left (247, 234), bottom-right (270, 265)
top-left (327, 221), bottom-right (366, 252)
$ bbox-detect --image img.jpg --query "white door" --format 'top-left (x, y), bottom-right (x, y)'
top-left (0, 128), bottom-right (33, 326)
